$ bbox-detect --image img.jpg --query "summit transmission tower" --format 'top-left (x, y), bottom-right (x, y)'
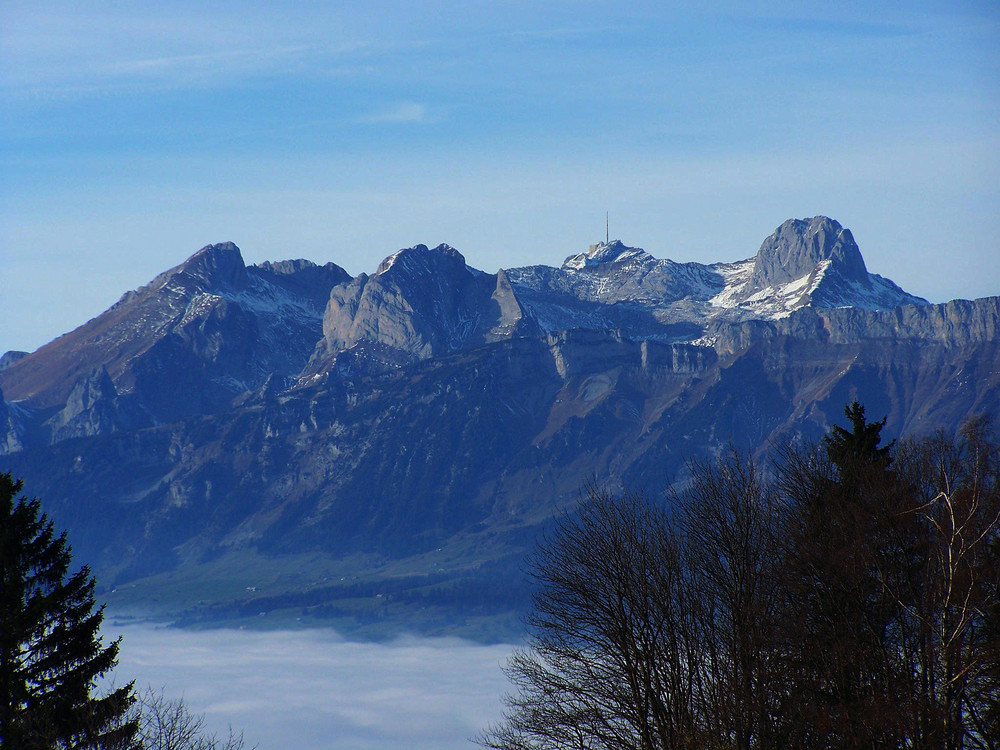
top-left (606, 211), bottom-right (609, 244)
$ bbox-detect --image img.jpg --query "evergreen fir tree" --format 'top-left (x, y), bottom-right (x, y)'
top-left (780, 403), bottom-right (906, 746)
top-left (0, 472), bottom-right (139, 749)
top-left (824, 399), bottom-right (893, 470)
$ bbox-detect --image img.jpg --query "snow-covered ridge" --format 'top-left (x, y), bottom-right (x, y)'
top-left (103, 220), bottom-right (924, 375)
top-left (710, 259), bottom-right (831, 319)
top-left (503, 218), bottom-right (927, 339)
top-left (0, 218), bottom-right (949, 454)
top-left (562, 240), bottom-right (649, 270)
top-left (706, 259), bottom-right (755, 308)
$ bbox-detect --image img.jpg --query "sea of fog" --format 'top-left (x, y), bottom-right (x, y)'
top-left (104, 623), bottom-right (516, 750)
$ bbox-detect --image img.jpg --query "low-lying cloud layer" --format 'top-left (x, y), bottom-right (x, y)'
top-left (107, 623), bottom-right (515, 750)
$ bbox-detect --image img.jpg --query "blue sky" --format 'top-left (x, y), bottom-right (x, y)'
top-left (2, 1), bottom-right (998, 353)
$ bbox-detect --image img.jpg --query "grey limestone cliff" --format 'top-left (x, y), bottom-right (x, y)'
top-left (750, 216), bottom-right (868, 289)
top-left (308, 244), bottom-right (536, 374)
top-left (0, 217), bottom-right (995, 637)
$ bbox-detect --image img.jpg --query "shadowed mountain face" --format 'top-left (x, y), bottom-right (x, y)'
top-left (1, 217), bottom-right (995, 638)
top-left (1, 244), bottom-right (349, 431)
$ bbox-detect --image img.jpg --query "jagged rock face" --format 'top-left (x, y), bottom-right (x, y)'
top-left (706, 297), bottom-right (1000, 356)
top-left (0, 387), bottom-right (27, 454)
top-left (2, 297), bottom-right (996, 590)
top-left (0, 217), bottom-right (934, 453)
top-left (253, 258), bottom-right (351, 301)
top-left (708, 217), bottom-right (926, 319)
top-left (509, 218), bottom-right (926, 335)
top-left (0, 352), bottom-right (27, 371)
top-left (0, 242), bottom-right (349, 431)
top-left (311, 244), bottom-right (534, 373)
top-left (806, 296), bottom-right (1000, 348)
top-left (489, 268), bottom-right (529, 338)
top-left (0, 217), bottom-right (995, 633)
top-left (177, 241), bottom-right (249, 292)
top-left (750, 216), bottom-right (868, 289)
top-left (321, 244), bottom-right (476, 361)
top-left (48, 367), bottom-right (145, 443)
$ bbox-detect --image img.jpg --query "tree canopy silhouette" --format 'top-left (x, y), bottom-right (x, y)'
top-left (0, 472), bottom-right (139, 750)
top-left (480, 407), bottom-right (1000, 750)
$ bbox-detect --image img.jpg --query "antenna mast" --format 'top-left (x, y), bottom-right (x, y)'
top-left (606, 211), bottom-right (609, 244)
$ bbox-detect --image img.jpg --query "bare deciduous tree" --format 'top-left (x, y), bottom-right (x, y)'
top-left (130, 687), bottom-right (254, 750)
top-left (892, 420), bottom-right (1000, 749)
top-left (479, 485), bottom-right (701, 750)
top-left (675, 450), bottom-right (785, 750)
top-left (480, 408), bottom-right (1000, 750)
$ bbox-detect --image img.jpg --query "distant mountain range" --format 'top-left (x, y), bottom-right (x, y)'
top-left (2, 216), bottom-right (997, 639)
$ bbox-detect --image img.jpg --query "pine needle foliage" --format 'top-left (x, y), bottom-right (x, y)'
top-left (0, 472), bottom-right (139, 750)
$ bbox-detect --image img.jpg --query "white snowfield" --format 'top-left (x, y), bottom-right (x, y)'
top-left (505, 235), bottom-right (927, 338)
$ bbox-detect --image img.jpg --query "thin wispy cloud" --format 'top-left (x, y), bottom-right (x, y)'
top-left (0, 39), bottom-right (383, 101)
top-left (502, 24), bottom-right (632, 42)
top-left (102, 46), bottom-right (307, 76)
top-left (356, 102), bottom-right (433, 124)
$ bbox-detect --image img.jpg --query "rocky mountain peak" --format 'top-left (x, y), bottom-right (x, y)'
top-left (177, 241), bottom-right (249, 292)
top-left (254, 258), bottom-right (320, 275)
top-left (750, 216), bottom-right (868, 289)
top-left (375, 244), bottom-right (468, 279)
top-left (562, 240), bottom-right (646, 270)
top-left (250, 258), bottom-right (351, 301)
top-left (312, 244), bottom-right (535, 374)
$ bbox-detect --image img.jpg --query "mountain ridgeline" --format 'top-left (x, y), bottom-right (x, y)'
top-left (1, 216), bottom-right (997, 638)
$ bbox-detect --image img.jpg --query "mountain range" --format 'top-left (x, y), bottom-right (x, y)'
top-left (2, 216), bottom-right (997, 639)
